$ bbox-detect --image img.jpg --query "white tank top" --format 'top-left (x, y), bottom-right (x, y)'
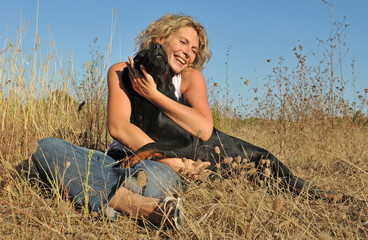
top-left (109, 74), bottom-right (183, 152)
top-left (172, 73), bottom-right (183, 101)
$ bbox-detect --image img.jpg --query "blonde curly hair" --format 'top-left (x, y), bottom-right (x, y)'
top-left (135, 14), bottom-right (211, 71)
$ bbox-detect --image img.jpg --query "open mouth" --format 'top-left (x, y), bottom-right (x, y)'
top-left (175, 57), bottom-right (186, 65)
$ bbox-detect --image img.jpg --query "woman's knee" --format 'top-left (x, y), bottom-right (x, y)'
top-left (31, 138), bottom-right (75, 177)
top-left (135, 160), bottom-right (181, 185)
top-left (124, 160), bottom-right (182, 198)
top-left (37, 137), bottom-right (68, 150)
top-left (33, 138), bottom-right (61, 164)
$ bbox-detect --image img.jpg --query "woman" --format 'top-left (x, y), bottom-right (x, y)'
top-left (32, 14), bottom-right (212, 229)
top-left (107, 14), bottom-right (213, 173)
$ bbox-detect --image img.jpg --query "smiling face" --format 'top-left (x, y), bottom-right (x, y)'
top-left (156, 26), bottom-right (199, 74)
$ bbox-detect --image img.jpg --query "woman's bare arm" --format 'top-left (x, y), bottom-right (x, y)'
top-left (107, 62), bottom-right (154, 152)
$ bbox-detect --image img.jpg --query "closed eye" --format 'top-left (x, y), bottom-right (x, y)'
top-left (179, 38), bottom-right (197, 55)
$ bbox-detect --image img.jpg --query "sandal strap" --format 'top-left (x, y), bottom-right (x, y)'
top-left (162, 196), bottom-right (184, 230)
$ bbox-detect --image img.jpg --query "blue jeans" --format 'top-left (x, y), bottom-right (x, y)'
top-left (31, 138), bottom-right (182, 213)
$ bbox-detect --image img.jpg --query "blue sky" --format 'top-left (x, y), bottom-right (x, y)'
top-left (1, 0), bottom-right (367, 109)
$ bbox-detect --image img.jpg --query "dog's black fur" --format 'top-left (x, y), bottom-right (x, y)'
top-left (120, 43), bottom-right (350, 200)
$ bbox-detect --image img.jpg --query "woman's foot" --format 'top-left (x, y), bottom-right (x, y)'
top-left (109, 186), bottom-right (184, 230)
top-left (160, 197), bottom-right (184, 230)
top-left (146, 196), bottom-right (184, 230)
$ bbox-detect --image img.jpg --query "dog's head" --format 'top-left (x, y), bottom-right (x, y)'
top-left (132, 43), bottom-right (176, 100)
top-left (133, 43), bottom-right (173, 83)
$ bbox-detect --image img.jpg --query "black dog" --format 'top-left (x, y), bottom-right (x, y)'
top-left (120, 43), bottom-right (348, 200)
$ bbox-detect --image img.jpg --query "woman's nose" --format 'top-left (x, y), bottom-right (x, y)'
top-left (182, 46), bottom-right (192, 58)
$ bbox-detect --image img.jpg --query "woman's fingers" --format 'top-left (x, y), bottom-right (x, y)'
top-left (127, 57), bottom-right (138, 79)
top-left (126, 57), bottom-right (156, 98)
top-left (127, 57), bottom-right (143, 92)
top-left (179, 160), bottom-right (212, 180)
top-left (128, 56), bottom-right (134, 69)
top-left (140, 65), bottom-right (149, 80)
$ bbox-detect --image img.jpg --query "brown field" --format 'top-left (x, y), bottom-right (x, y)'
top-left (1, 10), bottom-right (368, 239)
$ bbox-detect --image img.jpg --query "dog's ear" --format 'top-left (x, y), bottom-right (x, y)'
top-left (133, 49), bottom-right (148, 70)
top-left (134, 49), bottom-right (147, 60)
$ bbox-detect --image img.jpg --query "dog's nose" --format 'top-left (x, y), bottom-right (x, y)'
top-left (153, 43), bottom-right (163, 49)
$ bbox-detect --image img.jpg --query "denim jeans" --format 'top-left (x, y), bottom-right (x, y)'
top-left (31, 137), bottom-right (182, 213)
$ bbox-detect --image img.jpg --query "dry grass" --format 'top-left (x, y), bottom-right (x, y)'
top-left (1, 118), bottom-right (367, 239)
top-left (1, 3), bottom-right (368, 239)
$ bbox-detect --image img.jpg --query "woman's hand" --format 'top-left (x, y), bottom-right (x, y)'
top-left (157, 157), bottom-right (212, 181)
top-left (127, 56), bottom-right (157, 99)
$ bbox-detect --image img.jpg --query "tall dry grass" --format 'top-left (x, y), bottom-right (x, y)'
top-left (1, 3), bottom-right (368, 239)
